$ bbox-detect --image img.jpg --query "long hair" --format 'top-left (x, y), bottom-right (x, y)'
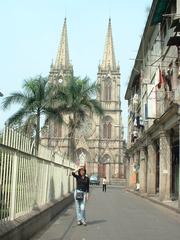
top-left (78, 167), bottom-right (86, 176)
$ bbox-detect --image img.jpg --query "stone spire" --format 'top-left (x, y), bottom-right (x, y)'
top-left (101, 18), bottom-right (116, 70)
top-left (54, 18), bottom-right (70, 69)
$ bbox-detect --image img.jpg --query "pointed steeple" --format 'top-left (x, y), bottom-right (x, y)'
top-left (55, 18), bottom-right (70, 69)
top-left (101, 18), bottom-right (116, 70)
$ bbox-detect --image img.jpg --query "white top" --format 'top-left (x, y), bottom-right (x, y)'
top-left (103, 178), bottom-right (106, 184)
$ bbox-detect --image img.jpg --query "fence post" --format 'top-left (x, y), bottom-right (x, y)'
top-left (9, 153), bottom-right (18, 220)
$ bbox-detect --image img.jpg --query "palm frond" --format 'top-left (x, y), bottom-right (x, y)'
top-left (20, 114), bottom-right (37, 136)
top-left (2, 92), bottom-right (28, 110)
top-left (7, 107), bottom-right (29, 125)
top-left (89, 99), bottom-right (104, 115)
top-left (44, 107), bottom-right (63, 124)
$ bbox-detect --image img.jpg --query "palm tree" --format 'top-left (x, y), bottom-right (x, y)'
top-left (2, 75), bottom-right (61, 153)
top-left (53, 75), bottom-right (104, 161)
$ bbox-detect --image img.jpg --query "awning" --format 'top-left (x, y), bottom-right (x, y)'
top-left (151, 0), bottom-right (169, 25)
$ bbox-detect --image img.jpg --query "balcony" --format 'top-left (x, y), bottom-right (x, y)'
top-left (101, 101), bottom-right (120, 110)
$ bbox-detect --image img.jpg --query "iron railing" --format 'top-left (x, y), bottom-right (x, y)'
top-left (0, 126), bottom-right (75, 224)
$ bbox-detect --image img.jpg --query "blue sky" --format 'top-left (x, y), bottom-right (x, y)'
top-left (0, 0), bottom-right (152, 137)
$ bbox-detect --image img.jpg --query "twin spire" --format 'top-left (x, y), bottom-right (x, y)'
top-left (101, 18), bottom-right (117, 70)
top-left (54, 18), bottom-right (117, 71)
top-left (55, 18), bottom-right (70, 69)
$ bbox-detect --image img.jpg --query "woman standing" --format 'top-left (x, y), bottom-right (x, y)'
top-left (72, 167), bottom-right (89, 226)
top-left (102, 176), bottom-right (107, 192)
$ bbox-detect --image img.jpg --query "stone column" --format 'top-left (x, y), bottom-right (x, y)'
top-left (125, 158), bottom-right (130, 185)
top-left (139, 147), bottom-right (147, 193)
top-left (129, 154), bottom-right (136, 188)
top-left (135, 151), bottom-right (140, 183)
top-left (120, 163), bottom-right (125, 179)
top-left (159, 130), bottom-right (171, 201)
top-left (147, 142), bottom-right (156, 195)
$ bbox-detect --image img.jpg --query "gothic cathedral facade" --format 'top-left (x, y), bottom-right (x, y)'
top-left (41, 18), bottom-right (126, 182)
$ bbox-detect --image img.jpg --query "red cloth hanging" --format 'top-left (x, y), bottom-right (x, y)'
top-left (157, 66), bottom-right (165, 89)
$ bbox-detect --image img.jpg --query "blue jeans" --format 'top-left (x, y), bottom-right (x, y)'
top-left (74, 189), bottom-right (86, 222)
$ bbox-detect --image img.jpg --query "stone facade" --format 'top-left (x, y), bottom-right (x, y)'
top-left (125, 0), bottom-right (180, 205)
top-left (41, 18), bottom-right (125, 183)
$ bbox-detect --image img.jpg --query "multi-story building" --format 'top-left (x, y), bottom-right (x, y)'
top-left (41, 18), bottom-right (126, 183)
top-left (125, 0), bottom-right (180, 204)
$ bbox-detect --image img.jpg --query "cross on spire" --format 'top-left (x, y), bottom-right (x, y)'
top-left (101, 18), bottom-right (116, 70)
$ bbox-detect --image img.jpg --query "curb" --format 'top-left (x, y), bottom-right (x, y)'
top-left (126, 189), bottom-right (180, 214)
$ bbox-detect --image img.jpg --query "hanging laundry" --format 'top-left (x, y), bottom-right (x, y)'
top-left (136, 116), bottom-right (140, 127)
top-left (134, 118), bottom-right (137, 127)
top-left (133, 94), bottom-right (139, 105)
top-left (158, 66), bottom-right (165, 89)
top-left (165, 62), bottom-right (173, 91)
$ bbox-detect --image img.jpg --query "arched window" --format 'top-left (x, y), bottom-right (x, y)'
top-left (105, 84), bottom-right (108, 100)
top-left (107, 122), bottom-right (111, 138)
top-left (103, 123), bottom-right (108, 138)
top-left (108, 84), bottom-right (111, 100)
top-left (54, 123), bottom-right (62, 137)
top-left (102, 116), bottom-right (112, 139)
top-left (104, 83), bottom-right (111, 101)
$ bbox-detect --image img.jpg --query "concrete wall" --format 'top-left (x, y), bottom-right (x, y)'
top-left (0, 193), bottom-right (74, 240)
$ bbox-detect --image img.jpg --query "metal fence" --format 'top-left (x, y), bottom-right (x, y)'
top-left (0, 126), bottom-right (75, 224)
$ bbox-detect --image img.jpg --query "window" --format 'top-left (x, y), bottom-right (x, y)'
top-left (54, 123), bottom-right (62, 137)
top-left (103, 123), bottom-right (108, 138)
top-left (107, 122), bottom-right (111, 138)
top-left (103, 123), bottom-right (112, 139)
top-left (104, 83), bottom-right (112, 101)
top-left (103, 118), bottom-right (112, 139)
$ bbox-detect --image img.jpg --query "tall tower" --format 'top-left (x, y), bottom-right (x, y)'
top-left (96, 18), bottom-right (124, 179)
top-left (41, 18), bottom-right (73, 146)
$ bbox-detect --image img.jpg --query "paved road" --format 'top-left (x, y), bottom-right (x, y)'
top-left (32, 187), bottom-right (180, 240)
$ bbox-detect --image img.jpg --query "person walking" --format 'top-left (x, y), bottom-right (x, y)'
top-left (72, 166), bottom-right (89, 226)
top-left (102, 176), bottom-right (107, 192)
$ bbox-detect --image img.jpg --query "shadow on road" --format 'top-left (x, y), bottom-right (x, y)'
top-left (87, 219), bottom-right (107, 225)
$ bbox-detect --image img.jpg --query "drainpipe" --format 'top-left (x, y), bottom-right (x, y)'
top-left (178, 102), bottom-right (180, 207)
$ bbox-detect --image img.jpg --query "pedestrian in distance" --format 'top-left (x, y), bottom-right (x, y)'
top-left (102, 176), bottom-right (107, 192)
top-left (72, 166), bottom-right (89, 226)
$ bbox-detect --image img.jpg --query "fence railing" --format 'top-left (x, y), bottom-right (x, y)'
top-left (0, 126), bottom-right (75, 224)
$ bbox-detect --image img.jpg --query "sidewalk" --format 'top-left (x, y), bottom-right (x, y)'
top-left (127, 188), bottom-right (180, 214)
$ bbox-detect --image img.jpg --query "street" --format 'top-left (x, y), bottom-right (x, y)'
top-left (32, 186), bottom-right (180, 240)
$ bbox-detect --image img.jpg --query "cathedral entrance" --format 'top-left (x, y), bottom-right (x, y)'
top-left (98, 154), bottom-right (111, 178)
top-left (98, 164), bottom-right (106, 178)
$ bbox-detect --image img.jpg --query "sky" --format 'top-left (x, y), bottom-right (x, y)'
top-left (0, 0), bottom-right (153, 137)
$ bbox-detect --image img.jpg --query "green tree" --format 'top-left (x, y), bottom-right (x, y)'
top-left (53, 75), bottom-right (104, 161)
top-left (2, 75), bottom-right (61, 153)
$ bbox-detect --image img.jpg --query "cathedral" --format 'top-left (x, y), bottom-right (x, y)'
top-left (41, 18), bottom-right (126, 182)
